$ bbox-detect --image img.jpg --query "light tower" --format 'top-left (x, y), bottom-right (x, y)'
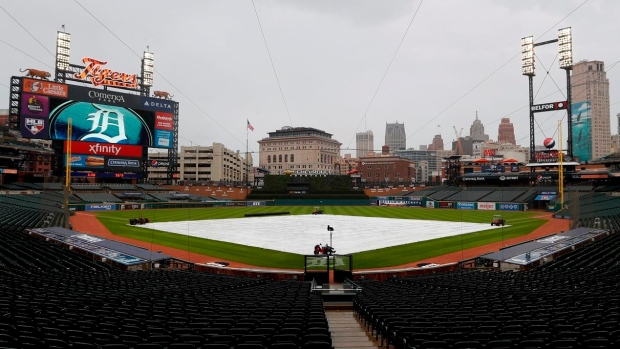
top-left (521, 27), bottom-right (574, 165)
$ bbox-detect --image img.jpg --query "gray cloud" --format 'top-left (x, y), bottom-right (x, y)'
top-left (0, 0), bottom-right (618, 155)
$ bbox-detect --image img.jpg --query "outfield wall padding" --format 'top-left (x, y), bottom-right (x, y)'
top-left (271, 199), bottom-right (370, 206)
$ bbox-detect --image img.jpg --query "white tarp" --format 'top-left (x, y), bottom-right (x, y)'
top-left (136, 214), bottom-right (504, 255)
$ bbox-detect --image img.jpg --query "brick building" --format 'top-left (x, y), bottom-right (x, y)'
top-left (357, 147), bottom-right (415, 186)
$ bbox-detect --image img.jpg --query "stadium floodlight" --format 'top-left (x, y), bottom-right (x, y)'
top-left (558, 27), bottom-right (573, 69)
top-left (521, 36), bottom-right (535, 76)
top-left (142, 51), bottom-right (154, 87)
top-left (56, 31), bottom-right (71, 71)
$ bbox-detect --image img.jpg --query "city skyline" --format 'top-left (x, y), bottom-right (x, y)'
top-left (0, 1), bottom-right (618, 157)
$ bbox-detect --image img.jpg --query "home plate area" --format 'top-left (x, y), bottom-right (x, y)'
top-left (137, 215), bottom-right (505, 255)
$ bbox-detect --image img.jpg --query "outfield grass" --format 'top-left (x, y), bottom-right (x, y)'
top-left (95, 206), bottom-right (547, 269)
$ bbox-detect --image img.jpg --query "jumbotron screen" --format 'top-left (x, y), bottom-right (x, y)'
top-left (18, 77), bottom-right (176, 149)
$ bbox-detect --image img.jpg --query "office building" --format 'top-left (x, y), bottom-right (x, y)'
top-left (258, 126), bottom-right (341, 175)
top-left (427, 134), bottom-right (444, 151)
top-left (571, 60), bottom-right (611, 161)
top-left (385, 122), bottom-right (406, 152)
top-left (469, 112), bottom-right (489, 141)
top-left (356, 130), bottom-right (374, 158)
top-left (498, 118), bottom-right (516, 145)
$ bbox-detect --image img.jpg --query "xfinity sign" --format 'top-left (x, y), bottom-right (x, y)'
top-left (531, 101), bottom-right (567, 113)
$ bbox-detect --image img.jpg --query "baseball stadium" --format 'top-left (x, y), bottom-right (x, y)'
top-left (2, 23), bottom-right (620, 349)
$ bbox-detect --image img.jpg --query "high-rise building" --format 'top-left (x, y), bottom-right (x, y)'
top-left (613, 113), bottom-right (620, 153)
top-left (385, 122), bottom-right (406, 152)
top-left (427, 134), bottom-right (444, 151)
top-left (497, 118), bottom-right (516, 145)
top-left (394, 149), bottom-right (441, 183)
top-left (356, 130), bottom-right (374, 158)
top-left (571, 60), bottom-right (611, 161)
top-left (469, 112), bottom-right (489, 141)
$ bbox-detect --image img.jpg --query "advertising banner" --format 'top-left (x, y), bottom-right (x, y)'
top-left (483, 149), bottom-right (496, 156)
top-left (21, 94), bottom-right (49, 117)
top-left (478, 202), bottom-right (496, 210)
top-left (457, 202), bottom-right (475, 210)
top-left (67, 84), bottom-right (143, 108)
top-left (105, 158), bottom-right (142, 172)
top-left (438, 201), bottom-right (454, 209)
top-left (534, 150), bottom-right (560, 163)
top-left (531, 101), bottom-right (567, 113)
top-left (498, 203), bottom-right (521, 211)
top-left (149, 159), bottom-right (171, 167)
top-left (425, 200), bottom-right (435, 208)
top-left (72, 172), bottom-right (143, 179)
top-left (499, 175), bottom-right (519, 181)
top-left (22, 78), bottom-right (69, 98)
top-left (246, 201), bottom-right (266, 206)
top-left (141, 96), bottom-right (175, 112)
top-left (462, 176), bottom-right (486, 182)
top-left (481, 165), bottom-right (505, 173)
top-left (154, 129), bottom-right (172, 148)
top-left (66, 141), bottom-right (143, 158)
top-left (20, 116), bottom-right (48, 139)
top-left (572, 101), bottom-right (592, 162)
top-left (85, 204), bottom-right (117, 211)
top-left (120, 204), bottom-right (144, 210)
top-left (378, 199), bottom-right (407, 206)
top-left (67, 154), bottom-right (105, 169)
top-left (155, 112), bottom-right (174, 130)
top-left (68, 204), bottom-right (85, 212)
top-left (408, 199), bottom-right (422, 207)
top-left (66, 154), bottom-right (143, 172)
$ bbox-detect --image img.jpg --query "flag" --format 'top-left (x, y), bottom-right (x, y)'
top-left (247, 120), bottom-right (254, 131)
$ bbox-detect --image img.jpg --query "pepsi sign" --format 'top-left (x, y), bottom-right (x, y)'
top-left (150, 159), bottom-right (171, 167)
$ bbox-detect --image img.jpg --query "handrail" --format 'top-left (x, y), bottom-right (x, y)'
top-left (343, 277), bottom-right (362, 292)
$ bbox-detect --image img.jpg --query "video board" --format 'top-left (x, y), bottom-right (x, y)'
top-left (18, 77), bottom-right (176, 149)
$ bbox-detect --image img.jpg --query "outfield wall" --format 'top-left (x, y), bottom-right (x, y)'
top-left (271, 199), bottom-right (370, 206)
top-left (375, 196), bottom-right (525, 211)
top-left (68, 198), bottom-right (525, 211)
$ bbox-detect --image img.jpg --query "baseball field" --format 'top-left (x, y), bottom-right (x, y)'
top-left (89, 206), bottom-right (548, 269)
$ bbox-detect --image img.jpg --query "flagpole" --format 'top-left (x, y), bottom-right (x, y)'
top-left (246, 121), bottom-right (249, 187)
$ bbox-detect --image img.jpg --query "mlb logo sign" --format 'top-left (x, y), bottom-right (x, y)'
top-left (25, 118), bottom-right (45, 135)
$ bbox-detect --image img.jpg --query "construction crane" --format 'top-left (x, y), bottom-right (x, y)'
top-left (453, 126), bottom-right (463, 155)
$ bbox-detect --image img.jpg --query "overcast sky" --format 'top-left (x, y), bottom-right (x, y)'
top-left (1, 0), bottom-right (619, 157)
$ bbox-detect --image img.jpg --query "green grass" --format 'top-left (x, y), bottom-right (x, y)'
top-left (95, 206), bottom-right (547, 269)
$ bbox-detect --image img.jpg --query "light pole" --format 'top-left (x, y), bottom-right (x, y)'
top-left (327, 225), bottom-right (334, 250)
top-left (558, 27), bottom-right (573, 159)
top-left (522, 27), bottom-right (574, 165)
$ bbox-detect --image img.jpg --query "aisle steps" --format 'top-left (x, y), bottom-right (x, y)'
top-left (327, 310), bottom-right (384, 349)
